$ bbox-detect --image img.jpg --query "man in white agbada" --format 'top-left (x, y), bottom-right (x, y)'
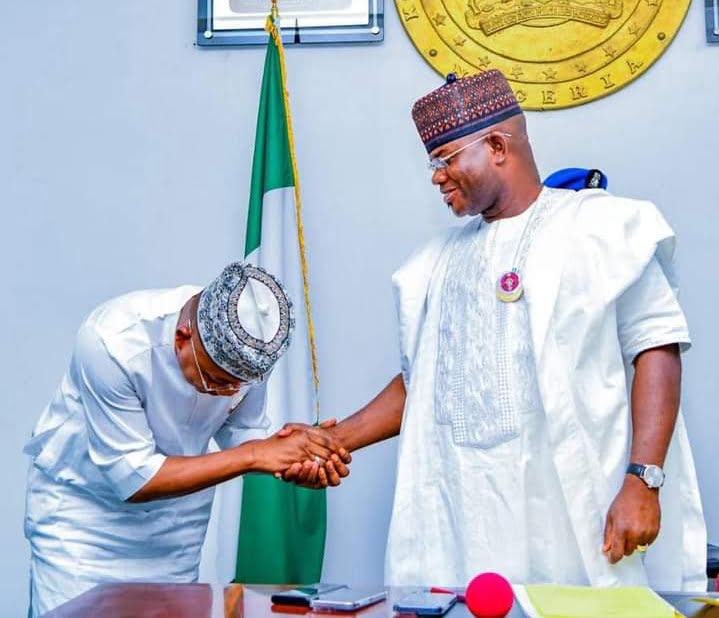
top-left (284, 70), bottom-right (707, 590)
top-left (24, 262), bottom-right (350, 616)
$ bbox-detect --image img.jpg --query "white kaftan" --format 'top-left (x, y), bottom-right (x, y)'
top-left (24, 286), bottom-right (270, 616)
top-left (386, 188), bottom-right (706, 591)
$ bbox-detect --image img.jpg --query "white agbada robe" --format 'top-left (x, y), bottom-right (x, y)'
top-left (24, 286), bottom-right (271, 616)
top-left (386, 188), bottom-right (707, 590)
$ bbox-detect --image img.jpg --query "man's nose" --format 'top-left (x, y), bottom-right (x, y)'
top-left (431, 168), bottom-right (447, 186)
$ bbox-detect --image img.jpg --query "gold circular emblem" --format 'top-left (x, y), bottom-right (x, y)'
top-left (396, 0), bottom-right (690, 110)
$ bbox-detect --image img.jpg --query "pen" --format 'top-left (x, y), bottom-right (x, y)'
top-left (691, 597), bottom-right (719, 608)
top-left (429, 587), bottom-right (465, 603)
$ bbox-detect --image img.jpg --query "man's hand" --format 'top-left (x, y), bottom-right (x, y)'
top-left (278, 419), bottom-right (352, 488)
top-left (271, 374), bottom-right (406, 489)
top-left (602, 475), bottom-right (661, 563)
top-left (251, 421), bottom-right (341, 476)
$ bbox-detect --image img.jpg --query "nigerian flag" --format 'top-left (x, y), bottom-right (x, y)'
top-left (235, 14), bottom-right (325, 584)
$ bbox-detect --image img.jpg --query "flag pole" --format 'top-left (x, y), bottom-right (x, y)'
top-left (264, 1), bottom-right (321, 424)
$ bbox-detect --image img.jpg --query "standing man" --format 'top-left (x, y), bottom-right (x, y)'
top-left (286, 71), bottom-right (706, 590)
top-left (24, 262), bottom-right (350, 616)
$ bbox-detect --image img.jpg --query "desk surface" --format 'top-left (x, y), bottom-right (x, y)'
top-left (42, 583), bottom-right (719, 618)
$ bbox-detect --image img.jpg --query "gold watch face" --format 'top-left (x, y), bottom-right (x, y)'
top-left (395, 0), bottom-right (691, 110)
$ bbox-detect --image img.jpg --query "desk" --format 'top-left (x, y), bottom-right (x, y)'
top-left (42, 583), bottom-right (719, 618)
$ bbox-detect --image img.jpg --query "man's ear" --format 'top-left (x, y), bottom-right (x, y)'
top-left (487, 133), bottom-right (509, 164)
top-left (175, 322), bottom-right (192, 346)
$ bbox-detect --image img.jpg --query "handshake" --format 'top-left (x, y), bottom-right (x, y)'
top-left (251, 418), bottom-right (352, 489)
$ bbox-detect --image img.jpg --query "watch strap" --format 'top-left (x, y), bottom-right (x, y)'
top-left (626, 463), bottom-right (646, 478)
top-left (627, 462), bottom-right (665, 488)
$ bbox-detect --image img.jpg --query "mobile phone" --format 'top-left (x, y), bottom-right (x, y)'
top-left (271, 583), bottom-right (348, 606)
top-left (310, 587), bottom-right (388, 611)
top-left (393, 592), bottom-right (458, 615)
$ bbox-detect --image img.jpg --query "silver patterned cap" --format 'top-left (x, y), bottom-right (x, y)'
top-left (196, 262), bottom-right (294, 381)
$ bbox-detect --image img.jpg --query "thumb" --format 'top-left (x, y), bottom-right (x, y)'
top-left (603, 513), bottom-right (613, 554)
top-left (276, 427), bottom-right (293, 438)
top-left (319, 418), bottom-right (337, 429)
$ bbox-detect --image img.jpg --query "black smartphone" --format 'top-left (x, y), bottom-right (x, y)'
top-left (394, 592), bottom-right (458, 615)
top-left (271, 583), bottom-right (348, 606)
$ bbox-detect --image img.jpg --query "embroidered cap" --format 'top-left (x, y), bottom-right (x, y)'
top-left (196, 262), bottom-right (294, 382)
top-left (412, 70), bottom-right (522, 153)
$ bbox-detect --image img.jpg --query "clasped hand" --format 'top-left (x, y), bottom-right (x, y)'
top-left (253, 418), bottom-right (351, 488)
top-left (603, 475), bottom-right (661, 563)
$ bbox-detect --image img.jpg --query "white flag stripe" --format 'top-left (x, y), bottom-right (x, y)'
top-left (247, 186), bottom-right (316, 431)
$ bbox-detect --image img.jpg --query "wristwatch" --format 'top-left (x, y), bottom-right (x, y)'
top-left (626, 463), bottom-right (665, 489)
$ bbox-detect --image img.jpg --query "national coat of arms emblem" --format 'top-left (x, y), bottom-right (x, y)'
top-left (396, 0), bottom-right (690, 109)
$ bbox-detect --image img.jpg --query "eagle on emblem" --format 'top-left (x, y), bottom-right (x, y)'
top-left (465, 0), bottom-right (623, 34)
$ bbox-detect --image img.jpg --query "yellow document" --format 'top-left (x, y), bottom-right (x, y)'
top-left (524, 585), bottom-right (677, 618)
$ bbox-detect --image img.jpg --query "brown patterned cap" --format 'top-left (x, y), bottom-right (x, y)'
top-left (412, 70), bottom-right (522, 153)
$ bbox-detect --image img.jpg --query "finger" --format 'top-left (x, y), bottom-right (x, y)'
top-left (602, 514), bottom-right (613, 555)
top-left (296, 460), bottom-right (314, 484)
top-left (608, 545), bottom-right (623, 564)
top-left (283, 462), bottom-right (303, 481)
top-left (325, 460), bottom-right (341, 486)
top-left (603, 517), bottom-right (625, 563)
top-left (305, 426), bottom-right (344, 452)
top-left (307, 444), bottom-right (333, 462)
top-left (306, 461), bottom-right (320, 485)
top-left (282, 422), bottom-right (312, 433)
top-left (317, 466), bottom-right (329, 488)
top-left (620, 528), bottom-right (641, 558)
top-left (623, 538), bottom-right (637, 557)
top-left (305, 426), bottom-right (349, 459)
top-left (609, 526), bottom-right (629, 564)
top-left (274, 472), bottom-right (282, 479)
top-left (309, 423), bottom-right (350, 459)
top-left (644, 524), bottom-right (660, 548)
top-left (305, 429), bottom-right (336, 450)
top-left (330, 454), bottom-right (350, 478)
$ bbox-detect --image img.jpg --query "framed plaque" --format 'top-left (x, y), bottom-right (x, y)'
top-left (197, 0), bottom-right (384, 45)
top-left (708, 0), bottom-right (719, 43)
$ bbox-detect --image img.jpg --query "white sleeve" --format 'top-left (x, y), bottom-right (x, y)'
top-left (616, 256), bottom-right (691, 363)
top-left (72, 325), bottom-right (166, 500)
top-left (213, 381), bottom-right (271, 449)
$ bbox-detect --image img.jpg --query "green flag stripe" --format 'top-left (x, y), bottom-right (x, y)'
top-left (245, 34), bottom-right (296, 258)
top-left (235, 475), bottom-right (326, 584)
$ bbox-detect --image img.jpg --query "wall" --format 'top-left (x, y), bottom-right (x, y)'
top-left (1, 1), bottom-right (717, 615)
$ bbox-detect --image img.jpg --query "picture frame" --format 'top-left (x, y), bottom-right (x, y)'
top-left (707, 0), bottom-right (719, 43)
top-left (197, 0), bottom-right (384, 46)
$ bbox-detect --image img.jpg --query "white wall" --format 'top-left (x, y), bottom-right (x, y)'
top-left (1, 1), bottom-right (717, 615)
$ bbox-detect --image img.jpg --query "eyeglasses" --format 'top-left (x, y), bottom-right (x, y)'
top-left (427, 132), bottom-right (512, 172)
top-left (187, 320), bottom-right (245, 395)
